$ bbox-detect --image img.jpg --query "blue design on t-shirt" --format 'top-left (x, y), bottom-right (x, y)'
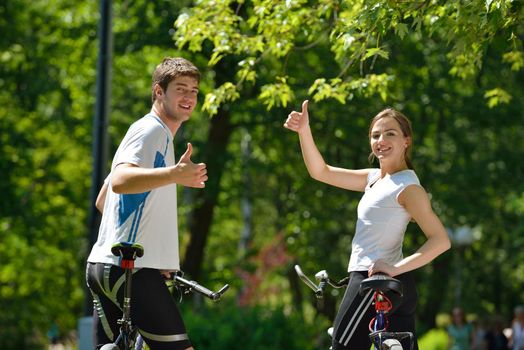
top-left (117, 147), bottom-right (168, 242)
top-left (118, 192), bottom-right (149, 228)
top-left (153, 148), bottom-right (166, 168)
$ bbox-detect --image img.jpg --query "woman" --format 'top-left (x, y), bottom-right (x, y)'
top-left (447, 307), bottom-right (474, 350)
top-left (284, 101), bottom-right (451, 349)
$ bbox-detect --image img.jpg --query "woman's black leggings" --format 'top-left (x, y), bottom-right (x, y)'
top-left (86, 262), bottom-right (192, 350)
top-left (331, 271), bottom-right (419, 350)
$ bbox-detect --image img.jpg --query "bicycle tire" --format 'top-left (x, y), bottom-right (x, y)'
top-left (382, 338), bottom-right (403, 349)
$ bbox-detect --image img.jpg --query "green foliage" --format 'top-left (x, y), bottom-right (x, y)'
top-left (0, 0), bottom-right (97, 347)
top-left (173, 0), bottom-right (523, 112)
top-left (181, 301), bottom-right (321, 350)
top-left (484, 88), bottom-right (512, 108)
top-left (258, 76), bottom-right (294, 110)
top-left (202, 82), bottom-right (240, 116)
top-left (308, 74), bottom-right (393, 103)
top-left (1, 0), bottom-right (524, 348)
top-left (418, 328), bottom-right (449, 350)
top-left (176, 0), bottom-right (524, 331)
top-left (503, 50), bottom-right (524, 71)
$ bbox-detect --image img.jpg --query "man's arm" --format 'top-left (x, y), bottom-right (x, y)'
top-left (111, 142), bottom-right (208, 194)
top-left (95, 181), bottom-right (108, 214)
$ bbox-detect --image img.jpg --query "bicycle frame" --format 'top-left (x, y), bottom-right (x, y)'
top-left (115, 264), bottom-right (137, 349)
top-left (362, 278), bottom-right (414, 350)
top-left (369, 291), bottom-right (395, 349)
top-left (100, 242), bottom-right (144, 350)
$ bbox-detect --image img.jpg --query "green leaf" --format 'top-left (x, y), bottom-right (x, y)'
top-left (362, 47), bottom-right (389, 61)
top-left (395, 23), bottom-right (409, 39)
top-left (502, 50), bottom-right (524, 71)
top-left (484, 88), bottom-right (512, 108)
top-left (202, 82), bottom-right (240, 116)
top-left (258, 77), bottom-right (295, 110)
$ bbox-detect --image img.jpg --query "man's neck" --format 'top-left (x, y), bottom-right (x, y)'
top-left (150, 105), bottom-right (181, 136)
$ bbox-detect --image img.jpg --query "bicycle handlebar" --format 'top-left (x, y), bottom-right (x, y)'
top-left (295, 265), bottom-right (322, 296)
top-left (173, 273), bottom-right (229, 301)
top-left (294, 264), bottom-right (348, 298)
top-left (111, 242), bottom-right (229, 301)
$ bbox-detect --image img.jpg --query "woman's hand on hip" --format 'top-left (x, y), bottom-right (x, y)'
top-left (368, 259), bottom-right (397, 277)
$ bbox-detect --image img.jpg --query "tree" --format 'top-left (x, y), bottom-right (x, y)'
top-left (0, 0), bottom-right (98, 347)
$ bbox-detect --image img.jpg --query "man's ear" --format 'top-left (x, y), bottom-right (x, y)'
top-left (153, 83), bottom-right (164, 99)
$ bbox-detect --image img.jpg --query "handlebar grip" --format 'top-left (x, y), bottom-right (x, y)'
top-left (295, 265), bottom-right (322, 295)
top-left (190, 280), bottom-right (215, 298)
top-left (174, 275), bottom-right (229, 301)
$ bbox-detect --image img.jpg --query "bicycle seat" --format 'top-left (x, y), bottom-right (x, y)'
top-left (359, 273), bottom-right (403, 296)
top-left (111, 242), bottom-right (144, 260)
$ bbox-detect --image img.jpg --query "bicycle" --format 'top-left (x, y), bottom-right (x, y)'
top-left (294, 264), bottom-right (414, 350)
top-left (100, 242), bottom-right (229, 350)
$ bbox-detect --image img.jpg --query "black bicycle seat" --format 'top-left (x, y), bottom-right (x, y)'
top-left (111, 242), bottom-right (144, 260)
top-left (359, 273), bottom-right (403, 296)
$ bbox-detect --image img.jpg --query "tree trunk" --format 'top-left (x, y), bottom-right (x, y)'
top-left (181, 108), bottom-right (233, 280)
top-left (418, 252), bottom-right (452, 329)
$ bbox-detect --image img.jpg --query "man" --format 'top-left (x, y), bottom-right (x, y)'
top-left (87, 57), bottom-right (207, 350)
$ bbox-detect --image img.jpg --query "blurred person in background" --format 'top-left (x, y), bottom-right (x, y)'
top-left (471, 318), bottom-right (488, 350)
top-left (483, 315), bottom-right (509, 350)
top-left (510, 306), bottom-right (524, 350)
top-left (447, 307), bottom-right (474, 350)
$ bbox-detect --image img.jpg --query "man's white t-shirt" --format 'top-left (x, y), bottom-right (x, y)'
top-left (88, 113), bottom-right (180, 270)
top-left (348, 169), bottom-right (421, 272)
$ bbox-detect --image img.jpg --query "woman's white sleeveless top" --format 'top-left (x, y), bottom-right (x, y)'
top-left (348, 169), bottom-right (421, 272)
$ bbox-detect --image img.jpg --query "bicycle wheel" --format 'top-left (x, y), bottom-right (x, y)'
top-left (100, 344), bottom-right (120, 350)
top-left (382, 338), bottom-right (403, 349)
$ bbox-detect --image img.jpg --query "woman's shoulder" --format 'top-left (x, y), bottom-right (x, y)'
top-left (365, 168), bottom-right (381, 186)
top-left (392, 169), bottom-right (420, 186)
top-left (367, 168), bottom-right (380, 179)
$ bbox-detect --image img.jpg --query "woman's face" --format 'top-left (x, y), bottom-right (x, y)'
top-left (370, 117), bottom-right (410, 165)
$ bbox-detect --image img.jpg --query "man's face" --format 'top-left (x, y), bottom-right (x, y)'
top-left (158, 75), bottom-right (199, 123)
